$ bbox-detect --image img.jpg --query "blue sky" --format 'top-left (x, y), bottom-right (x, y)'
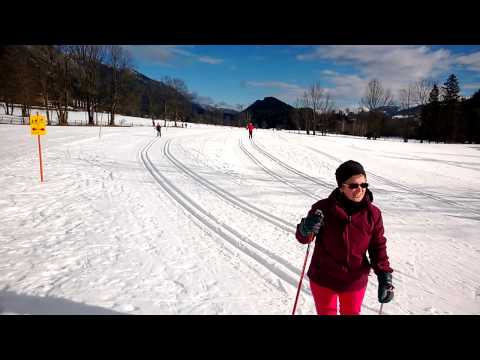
top-left (123, 45), bottom-right (480, 111)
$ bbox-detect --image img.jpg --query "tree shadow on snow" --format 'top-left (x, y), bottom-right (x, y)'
top-left (0, 290), bottom-right (125, 315)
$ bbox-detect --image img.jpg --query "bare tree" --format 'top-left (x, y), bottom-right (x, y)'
top-left (29, 45), bottom-right (59, 125)
top-left (0, 46), bottom-right (33, 117)
top-left (399, 83), bottom-right (415, 141)
top-left (360, 79), bottom-right (393, 138)
top-left (399, 84), bottom-right (414, 111)
top-left (413, 79), bottom-right (434, 106)
top-left (70, 45), bottom-right (106, 125)
top-left (306, 82), bottom-right (325, 135)
top-left (16, 55), bottom-right (37, 117)
top-left (145, 84), bottom-right (161, 127)
top-left (319, 92), bottom-right (334, 135)
top-left (302, 91), bottom-right (312, 134)
top-left (162, 76), bottom-right (191, 127)
top-left (50, 46), bottom-right (73, 126)
top-left (236, 104), bottom-right (244, 127)
top-left (292, 98), bottom-right (303, 133)
top-left (105, 45), bottom-right (132, 126)
top-left (361, 79), bottom-right (393, 111)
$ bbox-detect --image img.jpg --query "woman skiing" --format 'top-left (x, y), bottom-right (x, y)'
top-left (296, 160), bottom-right (394, 315)
top-left (247, 122), bottom-right (254, 139)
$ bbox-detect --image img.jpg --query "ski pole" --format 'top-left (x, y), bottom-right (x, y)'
top-left (292, 233), bottom-right (315, 315)
top-left (379, 303), bottom-right (384, 315)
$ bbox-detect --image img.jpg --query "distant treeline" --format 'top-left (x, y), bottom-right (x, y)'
top-left (251, 76), bottom-right (480, 144)
top-left (1, 46), bottom-right (479, 143)
top-left (0, 45), bottom-right (230, 127)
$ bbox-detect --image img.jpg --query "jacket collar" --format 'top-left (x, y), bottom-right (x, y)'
top-left (328, 187), bottom-right (373, 203)
top-left (328, 188), bottom-right (373, 218)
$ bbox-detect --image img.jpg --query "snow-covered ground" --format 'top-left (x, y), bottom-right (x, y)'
top-left (1, 119), bottom-right (479, 314)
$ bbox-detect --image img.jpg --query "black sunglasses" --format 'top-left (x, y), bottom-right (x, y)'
top-left (344, 182), bottom-right (369, 189)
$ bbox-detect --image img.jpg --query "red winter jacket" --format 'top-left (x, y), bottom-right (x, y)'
top-left (247, 123), bottom-right (254, 131)
top-left (296, 189), bottom-right (393, 292)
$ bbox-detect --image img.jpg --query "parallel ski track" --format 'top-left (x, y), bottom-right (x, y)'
top-left (303, 144), bottom-right (480, 217)
top-left (270, 132), bottom-right (480, 216)
top-left (246, 136), bottom-right (427, 286)
top-left (139, 137), bottom-right (313, 298)
top-left (165, 139), bottom-right (295, 234)
top-left (141, 136), bottom-right (387, 314)
top-left (239, 139), bottom-right (317, 200)
top-left (250, 139), bottom-right (333, 190)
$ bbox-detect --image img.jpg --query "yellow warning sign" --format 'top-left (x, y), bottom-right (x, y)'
top-left (30, 114), bottom-right (47, 135)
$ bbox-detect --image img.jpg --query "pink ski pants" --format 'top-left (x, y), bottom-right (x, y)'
top-left (310, 281), bottom-right (367, 315)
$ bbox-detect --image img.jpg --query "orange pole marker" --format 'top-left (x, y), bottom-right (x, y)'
top-left (38, 134), bottom-right (44, 182)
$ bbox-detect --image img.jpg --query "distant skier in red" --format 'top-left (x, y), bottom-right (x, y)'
top-left (247, 122), bottom-right (255, 139)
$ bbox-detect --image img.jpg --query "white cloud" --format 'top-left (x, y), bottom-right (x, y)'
top-left (463, 82), bottom-right (480, 90)
top-left (324, 74), bottom-right (368, 99)
top-left (122, 45), bottom-right (224, 66)
top-left (299, 45), bottom-right (454, 100)
top-left (321, 70), bottom-right (339, 76)
top-left (122, 45), bottom-right (188, 65)
top-left (197, 56), bottom-right (224, 64)
top-left (456, 52), bottom-right (480, 72)
top-left (245, 81), bottom-right (304, 91)
top-left (297, 45), bottom-right (458, 104)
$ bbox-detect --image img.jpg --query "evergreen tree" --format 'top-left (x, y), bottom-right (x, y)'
top-left (441, 74), bottom-right (461, 142)
top-left (420, 84), bottom-right (440, 142)
top-left (442, 74), bottom-right (460, 102)
top-left (463, 89), bottom-right (480, 143)
top-left (429, 83), bottom-right (439, 103)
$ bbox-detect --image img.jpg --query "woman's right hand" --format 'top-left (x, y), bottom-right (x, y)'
top-left (299, 210), bottom-right (324, 236)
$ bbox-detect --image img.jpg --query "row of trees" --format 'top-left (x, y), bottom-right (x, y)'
top-left (290, 82), bottom-right (334, 136)
top-left (419, 75), bottom-right (480, 143)
top-left (1, 45), bottom-right (130, 125)
top-left (0, 45), bottom-right (195, 126)
top-left (2, 46), bottom-right (479, 142)
top-left (288, 75), bottom-right (480, 143)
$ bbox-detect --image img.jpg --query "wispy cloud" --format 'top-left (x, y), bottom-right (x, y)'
top-left (456, 52), bottom-right (480, 72)
top-left (245, 81), bottom-right (304, 91)
top-left (463, 82), bottom-right (480, 90)
top-left (297, 45), bottom-right (457, 107)
top-left (321, 70), bottom-right (340, 76)
top-left (301, 46), bottom-right (451, 81)
top-left (323, 74), bottom-right (368, 100)
top-left (123, 45), bottom-right (187, 65)
top-left (197, 56), bottom-right (224, 64)
top-left (123, 45), bottom-right (224, 66)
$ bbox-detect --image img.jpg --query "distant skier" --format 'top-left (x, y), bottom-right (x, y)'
top-left (247, 122), bottom-right (254, 139)
top-left (295, 160), bottom-right (394, 315)
top-left (156, 122), bottom-right (162, 137)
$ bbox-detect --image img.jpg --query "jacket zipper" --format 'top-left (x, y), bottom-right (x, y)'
top-left (346, 215), bottom-right (351, 268)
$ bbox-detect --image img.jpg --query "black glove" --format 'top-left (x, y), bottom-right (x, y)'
top-left (377, 272), bottom-right (394, 303)
top-left (299, 210), bottom-right (324, 237)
